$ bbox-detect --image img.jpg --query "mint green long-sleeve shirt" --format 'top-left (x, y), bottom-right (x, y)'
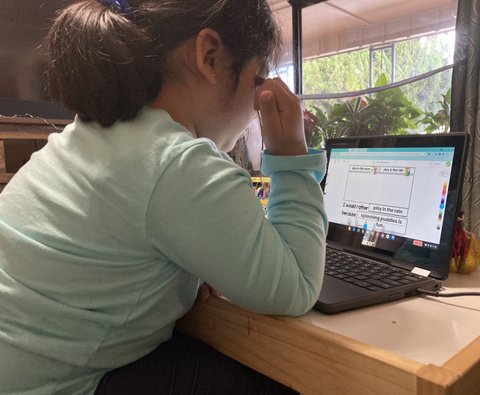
top-left (0, 107), bottom-right (327, 394)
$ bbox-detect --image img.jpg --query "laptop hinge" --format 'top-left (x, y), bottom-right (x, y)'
top-left (411, 267), bottom-right (431, 277)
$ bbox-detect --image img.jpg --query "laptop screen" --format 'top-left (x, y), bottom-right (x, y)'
top-left (323, 133), bottom-right (467, 280)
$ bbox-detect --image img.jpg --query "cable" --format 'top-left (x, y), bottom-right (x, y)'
top-left (417, 289), bottom-right (480, 298)
top-left (298, 63), bottom-right (462, 101)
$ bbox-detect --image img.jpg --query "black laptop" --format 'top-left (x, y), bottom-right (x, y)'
top-left (315, 132), bottom-right (468, 314)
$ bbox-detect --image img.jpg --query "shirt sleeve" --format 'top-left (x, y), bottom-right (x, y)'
top-left (145, 140), bottom-right (328, 316)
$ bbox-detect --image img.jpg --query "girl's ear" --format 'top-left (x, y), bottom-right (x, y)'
top-left (195, 28), bottom-right (224, 85)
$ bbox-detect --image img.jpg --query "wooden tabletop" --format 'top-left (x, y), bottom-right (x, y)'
top-left (177, 270), bottom-right (480, 395)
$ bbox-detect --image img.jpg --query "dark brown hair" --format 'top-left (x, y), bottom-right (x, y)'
top-left (46, 0), bottom-right (281, 127)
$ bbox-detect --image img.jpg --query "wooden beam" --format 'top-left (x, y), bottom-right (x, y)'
top-left (0, 140), bottom-right (5, 173)
top-left (0, 173), bottom-right (14, 183)
top-left (0, 116), bottom-right (71, 126)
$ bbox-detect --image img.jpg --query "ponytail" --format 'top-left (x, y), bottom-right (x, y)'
top-left (47, 1), bottom-right (162, 127)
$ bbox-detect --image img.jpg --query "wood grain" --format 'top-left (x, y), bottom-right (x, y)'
top-left (177, 297), bottom-right (423, 395)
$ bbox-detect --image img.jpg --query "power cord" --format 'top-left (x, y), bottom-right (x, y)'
top-left (417, 289), bottom-right (480, 297)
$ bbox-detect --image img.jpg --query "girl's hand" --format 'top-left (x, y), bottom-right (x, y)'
top-left (254, 78), bottom-right (308, 156)
top-left (196, 282), bottom-right (221, 302)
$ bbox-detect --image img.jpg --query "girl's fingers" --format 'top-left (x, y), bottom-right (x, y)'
top-left (254, 77), bottom-right (307, 156)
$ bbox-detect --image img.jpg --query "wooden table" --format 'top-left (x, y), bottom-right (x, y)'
top-left (176, 269), bottom-right (480, 395)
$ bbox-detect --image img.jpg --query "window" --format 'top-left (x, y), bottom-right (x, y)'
top-left (245, 0), bottom-right (458, 173)
top-left (269, 0), bottom-right (458, 148)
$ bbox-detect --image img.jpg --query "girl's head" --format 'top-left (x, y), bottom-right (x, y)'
top-left (47, 0), bottom-right (281, 128)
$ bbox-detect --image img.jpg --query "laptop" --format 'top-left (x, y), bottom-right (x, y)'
top-left (315, 132), bottom-right (468, 314)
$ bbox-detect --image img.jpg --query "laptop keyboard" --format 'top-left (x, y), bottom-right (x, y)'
top-left (325, 249), bottom-right (427, 291)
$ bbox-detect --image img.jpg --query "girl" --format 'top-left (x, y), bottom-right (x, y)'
top-left (0, 0), bottom-right (327, 393)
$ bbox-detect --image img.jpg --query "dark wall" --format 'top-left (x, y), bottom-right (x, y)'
top-left (0, 0), bottom-right (76, 119)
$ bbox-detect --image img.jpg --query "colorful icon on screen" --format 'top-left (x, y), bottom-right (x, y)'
top-left (437, 182), bottom-right (447, 229)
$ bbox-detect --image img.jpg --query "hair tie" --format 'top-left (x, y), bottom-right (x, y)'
top-left (98, 0), bottom-right (131, 14)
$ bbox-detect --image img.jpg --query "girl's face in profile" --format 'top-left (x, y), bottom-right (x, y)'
top-left (202, 57), bottom-right (266, 152)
